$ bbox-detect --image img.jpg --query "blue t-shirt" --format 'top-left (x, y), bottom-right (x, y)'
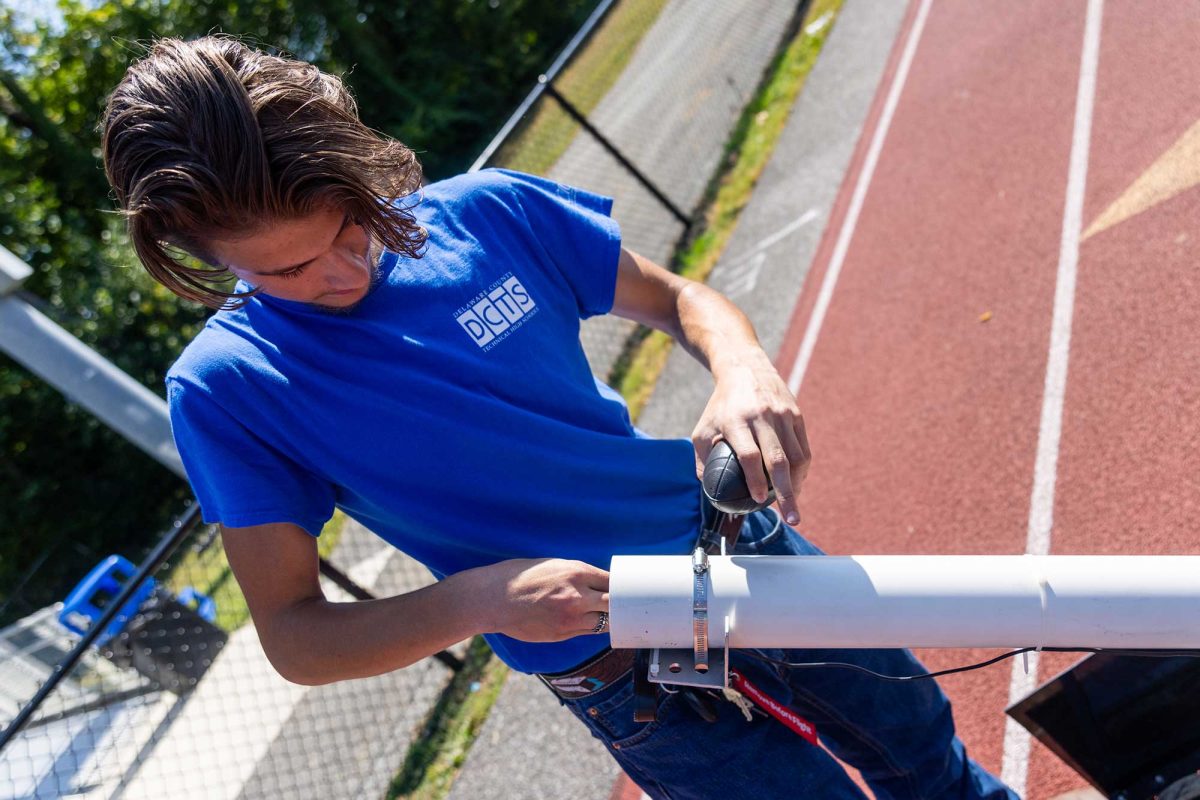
top-left (166, 169), bottom-right (701, 674)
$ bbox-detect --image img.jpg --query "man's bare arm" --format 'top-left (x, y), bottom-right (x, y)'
top-left (610, 247), bottom-right (811, 524)
top-left (222, 522), bottom-right (609, 685)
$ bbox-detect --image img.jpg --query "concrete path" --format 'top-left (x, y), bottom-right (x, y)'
top-left (548, 0), bottom-right (801, 380)
top-left (447, 673), bottom-right (618, 800)
top-left (637, 0), bottom-right (910, 439)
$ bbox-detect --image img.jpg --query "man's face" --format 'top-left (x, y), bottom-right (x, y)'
top-left (208, 207), bottom-right (382, 311)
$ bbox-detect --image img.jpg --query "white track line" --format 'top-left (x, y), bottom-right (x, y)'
top-left (786, 0), bottom-right (934, 395)
top-left (999, 0), bottom-right (1104, 794)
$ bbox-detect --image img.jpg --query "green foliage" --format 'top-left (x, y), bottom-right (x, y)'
top-left (0, 0), bottom-right (595, 622)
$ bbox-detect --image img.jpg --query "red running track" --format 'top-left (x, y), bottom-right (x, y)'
top-left (614, 1), bottom-right (1200, 797)
top-left (772, 0), bottom-right (1200, 797)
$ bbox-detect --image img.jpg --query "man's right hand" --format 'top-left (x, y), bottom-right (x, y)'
top-left (475, 558), bottom-right (610, 643)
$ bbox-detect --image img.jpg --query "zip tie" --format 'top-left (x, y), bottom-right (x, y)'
top-left (1022, 570), bottom-right (1051, 675)
top-left (1036, 573), bottom-right (1050, 654)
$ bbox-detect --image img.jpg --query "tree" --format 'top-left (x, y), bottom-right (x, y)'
top-left (0, 0), bottom-right (595, 621)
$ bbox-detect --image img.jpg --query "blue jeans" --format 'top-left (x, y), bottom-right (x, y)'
top-left (554, 508), bottom-right (1019, 800)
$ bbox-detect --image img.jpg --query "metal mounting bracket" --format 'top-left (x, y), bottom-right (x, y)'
top-left (648, 646), bottom-right (727, 689)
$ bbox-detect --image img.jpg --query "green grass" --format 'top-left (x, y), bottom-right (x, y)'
top-left (492, 0), bottom-right (671, 174)
top-left (386, 637), bottom-right (510, 800)
top-left (164, 510), bottom-right (349, 633)
top-left (609, 0), bottom-right (845, 421)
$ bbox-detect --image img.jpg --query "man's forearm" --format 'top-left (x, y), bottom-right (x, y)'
top-left (666, 271), bottom-right (811, 526)
top-left (674, 280), bottom-right (774, 378)
top-left (265, 567), bottom-right (491, 685)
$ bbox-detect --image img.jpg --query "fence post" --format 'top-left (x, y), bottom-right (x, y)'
top-left (541, 79), bottom-right (691, 226)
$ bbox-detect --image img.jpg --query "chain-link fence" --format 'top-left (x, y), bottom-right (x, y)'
top-left (0, 506), bottom-right (454, 799)
top-left (1, 1), bottom-right (809, 796)
top-left (477, 0), bottom-right (805, 381)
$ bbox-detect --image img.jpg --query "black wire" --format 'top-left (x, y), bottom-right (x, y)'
top-left (739, 647), bottom-right (1200, 682)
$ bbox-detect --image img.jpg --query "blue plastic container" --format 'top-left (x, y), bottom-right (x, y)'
top-left (58, 555), bottom-right (157, 646)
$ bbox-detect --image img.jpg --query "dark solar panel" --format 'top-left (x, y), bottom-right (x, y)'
top-left (1007, 653), bottom-right (1200, 800)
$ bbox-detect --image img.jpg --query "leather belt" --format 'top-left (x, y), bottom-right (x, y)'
top-left (537, 647), bottom-right (635, 700)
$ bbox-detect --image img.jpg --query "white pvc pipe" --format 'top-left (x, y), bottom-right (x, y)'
top-left (609, 555), bottom-right (1200, 650)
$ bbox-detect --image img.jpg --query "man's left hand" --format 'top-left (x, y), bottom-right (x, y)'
top-left (691, 349), bottom-right (811, 526)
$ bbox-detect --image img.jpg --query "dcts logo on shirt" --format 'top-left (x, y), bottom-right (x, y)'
top-left (454, 273), bottom-right (538, 351)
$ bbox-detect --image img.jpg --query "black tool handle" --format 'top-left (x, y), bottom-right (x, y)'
top-left (701, 440), bottom-right (775, 515)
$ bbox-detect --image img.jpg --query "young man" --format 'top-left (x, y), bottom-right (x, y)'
top-left (102, 35), bottom-right (1016, 800)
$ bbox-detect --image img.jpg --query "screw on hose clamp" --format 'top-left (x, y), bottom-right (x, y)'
top-left (645, 549), bottom-right (728, 691)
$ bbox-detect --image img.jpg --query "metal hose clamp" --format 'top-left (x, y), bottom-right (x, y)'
top-left (692, 547), bottom-right (710, 673)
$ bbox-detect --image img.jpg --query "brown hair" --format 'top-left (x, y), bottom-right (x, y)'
top-left (101, 35), bottom-right (426, 309)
